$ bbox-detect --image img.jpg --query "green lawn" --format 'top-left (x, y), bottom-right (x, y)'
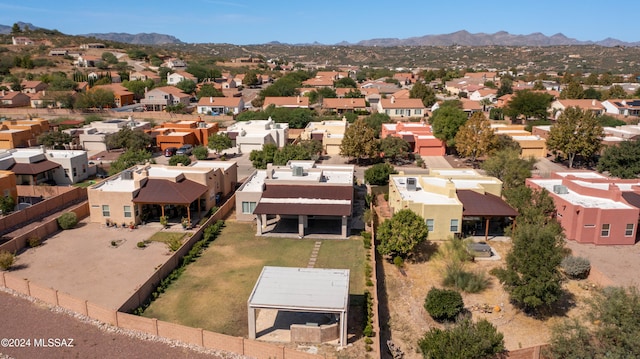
top-left (142, 221), bottom-right (367, 337)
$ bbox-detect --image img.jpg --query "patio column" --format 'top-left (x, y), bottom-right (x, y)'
top-left (484, 217), bottom-right (490, 241)
top-left (339, 310), bottom-right (347, 347)
top-left (341, 216), bottom-right (348, 238)
top-left (261, 214), bottom-right (267, 228)
top-left (256, 215), bottom-right (262, 235)
top-left (247, 305), bottom-right (256, 340)
top-left (298, 215), bottom-right (305, 237)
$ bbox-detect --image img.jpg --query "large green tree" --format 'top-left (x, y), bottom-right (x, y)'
top-left (249, 143), bottom-right (278, 169)
top-left (504, 89), bottom-right (553, 120)
top-left (430, 103), bottom-right (468, 148)
top-left (104, 127), bottom-right (152, 151)
top-left (546, 286), bottom-right (640, 358)
top-left (176, 79), bottom-right (196, 94)
top-left (481, 148), bottom-right (535, 195)
top-left (339, 118), bottom-right (378, 164)
top-left (207, 133), bottom-right (232, 153)
top-left (379, 136), bottom-right (410, 162)
top-left (597, 140), bottom-right (640, 179)
top-left (410, 81), bottom-right (437, 107)
top-left (454, 112), bottom-right (498, 162)
top-left (418, 318), bottom-right (505, 359)
top-left (37, 131), bottom-right (73, 149)
top-left (108, 149), bottom-right (152, 175)
top-left (559, 81), bottom-right (585, 99)
top-left (364, 163), bottom-right (397, 186)
top-left (364, 113), bottom-right (391, 137)
top-left (377, 209), bottom-right (429, 258)
top-left (122, 79), bottom-right (155, 100)
top-left (197, 84), bottom-right (224, 99)
top-left (74, 88), bottom-right (115, 109)
top-left (546, 106), bottom-right (603, 168)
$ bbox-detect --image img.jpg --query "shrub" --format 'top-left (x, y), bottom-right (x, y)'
top-left (0, 250), bottom-right (15, 270)
top-left (193, 145), bottom-right (209, 160)
top-left (27, 236), bottom-right (41, 248)
top-left (443, 266), bottom-right (490, 293)
top-left (168, 237), bottom-right (182, 251)
top-left (561, 255), bottom-right (591, 279)
top-left (424, 287), bottom-right (464, 322)
top-left (362, 234), bottom-right (371, 249)
top-left (364, 337), bottom-right (373, 345)
top-left (393, 256), bottom-right (404, 268)
top-left (363, 324), bottom-right (374, 337)
top-left (418, 318), bottom-right (505, 359)
top-left (364, 163), bottom-right (397, 185)
top-left (137, 241), bottom-right (147, 248)
top-left (57, 212), bottom-right (78, 229)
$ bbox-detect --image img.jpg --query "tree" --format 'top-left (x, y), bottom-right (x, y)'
top-left (176, 79), bottom-right (196, 94)
top-left (126, 49), bottom-right (147, 60)
top-left (597, 114), bottom-right (626, 127)
top-left (559, 81), bottom-right (584, 99)
top-left (423, 287), bottom-right (464, 322)
top-left (430, 103), bottom-right (468, 148)
top-left (409, 81), bottom-right (437, 107)
top-left (364, 113), bottom-right (391, 137)
top-left (101, 52), bottom-right (118, 65)
top-left (207, 133), bottom-right (233, 153)
top-left (504, 90), bottom-right (553, 120)
top-left (0, 195), bottom-right (15, 214)
top-left (108, 149), bottom-right (152, 175)
top-left (104, 127), bottom-right (152, 151)
top-left (379, 136), bottom-right (410, 162)
top-left (532, 80), bottom-right (546, 90)
top-left (196, 84), bottom-right (224, 99)
top-left (546, 286), bottom-right (640, 358)
top-left (603, 84), bottom-right (628, 100)
top-left (492, 220), bottom-right (565, 314)
top-left (497, 78), bottom-right (513, 97)
top-left (169, 154), bottom-right (191, 166)
top-left (454, 112), bottom-right (498, 162)
top-left (249, 143), bottom-right (278, 169)
top-left (583, 87), bottom-right (602, 100)
top-left (37, 131), bottom-right (73, 149)
top-left (340, 118), bottom-right (378, 164)
top-left (10, 23), bottom-right (21, 34)
top-left (597, 140), bottom-right (640, 179)
top-left (364, 163), bottom-right (397, 186)
top-left (122, 79), bottom-right (155, 100)
top-left (193, 146), bottom-right (209, 160)
top-left (418, 318), bottom-right (505, 359)
top-left (547, 107), bottom-right (603, 168)
top-left (242, 71), bottom-right (261, 87)
top-left (74, 88), bottom-right (115, 109)
top-left (481, 148), bottom-right (535, 194)
top-left (377, 209), bottom-right (429, 258)
top-left (334, 77), bottom-right (357, 88)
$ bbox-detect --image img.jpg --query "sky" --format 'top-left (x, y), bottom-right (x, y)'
top-left (1, 0), bottom-right (638, 45)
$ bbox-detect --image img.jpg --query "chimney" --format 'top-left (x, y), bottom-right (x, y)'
top-left (266, 163), bottom-right (273, 179)
top-left (144, 86), bottom-right (148, 94)
top-left (390, 96), bottom-right (395, 104)
top-left (1, 90), bottom-right (4, 97)
top-left (592, 100), bottom-right (596, 106)
top-left (209, 96), bottom-right (213, 103)
top-left (296, 95), bottom-right (300, 103)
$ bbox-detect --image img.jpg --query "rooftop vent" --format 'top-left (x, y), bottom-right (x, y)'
top-left (121, 170), bottom-right (134, 180)
top-left (407, 177), bottom-right (417, 191)
top-left (553, 184), bottom-right (568, 194)
top-left (292, 166), bottom-right (304, 177)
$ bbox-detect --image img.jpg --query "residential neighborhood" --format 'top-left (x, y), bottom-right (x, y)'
top-left (2, 15), bottom-right (640, 359)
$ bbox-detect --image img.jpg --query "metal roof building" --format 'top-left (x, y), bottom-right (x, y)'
top-left (247, 266), bottom-right (350, 346)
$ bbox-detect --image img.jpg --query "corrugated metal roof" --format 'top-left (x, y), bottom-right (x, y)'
top-left (133, 178), bottom-right (208, 204)
top-left (10, 160), bottom-right (60, 175)
top-left (248, 266), bottom-right (349, 311)
top-left (457, 190), bottom-right (518, 217)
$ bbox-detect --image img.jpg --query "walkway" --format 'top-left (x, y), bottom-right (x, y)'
top-left (307, 241), bottom-right (322, 268)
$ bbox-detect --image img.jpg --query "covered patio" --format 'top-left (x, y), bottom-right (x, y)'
top-left (457, 190), bottom-right (518, 240)
top-left (248, 266), bottom-right (350, 347)
top-left (133, 178), bottom-right (208, 226)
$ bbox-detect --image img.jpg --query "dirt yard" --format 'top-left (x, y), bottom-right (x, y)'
top-left (379, 240), bottom-right (594, 359)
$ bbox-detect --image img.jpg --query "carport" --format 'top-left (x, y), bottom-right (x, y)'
top-left (247, 266), bottom-right (350, 346)
top-left (132, 178), bottom-right (208, 225)
top-left (457, 190), bottom-right (518, 240)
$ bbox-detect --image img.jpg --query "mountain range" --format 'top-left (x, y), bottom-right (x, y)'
top-left (1, 22), bottom-right (638, 47)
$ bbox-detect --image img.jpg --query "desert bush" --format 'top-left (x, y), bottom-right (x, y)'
top-left (0, 250), bottom-right (15, 270)
top-left (57, 212), bottom-right (78, 229)
top-left (137, 241), bottom-right (147, 248)
top-left (443, 266), bottom-right (490, 293)
top-left (168, 237), bottom-right (182, 252)
top-left (393, 256), bottom-right (404, 268)
top-left (424, 287), bottom-right (464, 322)
top-left (419, 318), bottom-right (505, 359)
top-left (27, 236), bottom-right (41, 247)
top-left (561, 255), bottom-right (591, 279)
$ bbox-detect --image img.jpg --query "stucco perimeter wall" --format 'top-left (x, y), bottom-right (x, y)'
top-left (291, 323), bottom-right (339, 344)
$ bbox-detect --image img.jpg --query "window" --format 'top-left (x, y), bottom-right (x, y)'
top-left (72, 168), bottom-right (77, 177)
top-left (415, 109), bottom-right (422, 115)
top-left (450, 219), bottom-right (459, 232)
top-left (395, 109), bottom-right (402, 115)
top-left (601, 223), bottom-right (610, 237)
top-left (102, 205), bottom-right (110, 217)
top-left (242, 201), bottom-right (257, 214)
top-left (425, 219), bottom-right (434, 232)
top-left (625, 223), bottom-right (634, 236)
top-left (385, 110), bottom-right (390, 115)
top-left (123, 205), bottom-right (132, 218)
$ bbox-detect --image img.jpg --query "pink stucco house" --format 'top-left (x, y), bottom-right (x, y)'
top-left (381, 122), bottom-right (445, 156)
top-left (527, 171), bottom-right (640, 245)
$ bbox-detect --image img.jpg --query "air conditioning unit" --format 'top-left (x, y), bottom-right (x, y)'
top-left (292, 166), bottom-right (304, 177)
top-left (121, 170), bottom-right (134, 180)
top-left (407, 177), bottom-right (417, 191)
top-left (553, 185), bottom-right (568, 194)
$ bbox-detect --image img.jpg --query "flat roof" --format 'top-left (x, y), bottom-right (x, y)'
top-left (529, 179), bottom-right (632, 209)
top-left (392, 176), bottom-right (460, 205)
top-left (248, 266), bottom-right (349, 312)
top-left (190, 160), bottom-right (236, 171)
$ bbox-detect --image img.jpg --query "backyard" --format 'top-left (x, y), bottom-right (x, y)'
top-left (142, 221), bottom-right (367, 343)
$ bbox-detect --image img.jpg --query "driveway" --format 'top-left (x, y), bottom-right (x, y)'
top-left (12, 220), bottom-right (175, 310)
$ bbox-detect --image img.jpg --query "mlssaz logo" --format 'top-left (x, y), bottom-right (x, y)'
top-left (34, 338), bottom-right (75, 347)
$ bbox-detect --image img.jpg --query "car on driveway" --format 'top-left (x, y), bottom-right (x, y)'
top-left (176, 144), bottom-right (193, 155)
top-left (164, 147), bottom-right (177, 157)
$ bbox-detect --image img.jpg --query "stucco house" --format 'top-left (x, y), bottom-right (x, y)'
top-left (377, 97), bottom-right (426, 118)
top-left (0, 91), bottom-right (30, 108)
top-left (527, 171), bottom-right (640, 245)
top-left (300, 118), bottom-right (348, 155)
top-left (381, 122), bottom-right (445, 156)
top-left (388, 169), bottom-right (517, 240)
top-left (223, 118), bottom-right (288, 153)
top-left (490, 124), bottom-right (547, 158)
top-left (141, 86), bottom-right (191, 111)
top-left (196, 97), bottom-right (244, 115)
top-left (601, 99), bottom-right (640, 117)
top-left (167, 71), bottom-right (197, 85)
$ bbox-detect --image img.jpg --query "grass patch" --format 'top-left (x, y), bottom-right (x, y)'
top-left (147, 232), bottom-right (185, 244)
top-left (142, 222), bottom-right (367, 337)
top-left (73, 180), bottom-right (96, 188)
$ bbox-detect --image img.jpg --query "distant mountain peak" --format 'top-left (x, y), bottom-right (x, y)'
top-left (79, 32), bottom-right (183, 45)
